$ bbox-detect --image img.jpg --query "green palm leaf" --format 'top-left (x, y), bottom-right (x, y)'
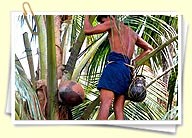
top-left (15, 14), bottom-right (179, 121)
top-left (72, 15), bottom-right (178, 120)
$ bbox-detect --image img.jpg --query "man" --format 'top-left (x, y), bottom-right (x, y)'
top-left (84, 15), bottom-right (153, 120)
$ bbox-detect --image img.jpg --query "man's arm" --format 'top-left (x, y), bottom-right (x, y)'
top-left (133, 35), bottom-right (154, 62)
top-left (84, 15), bottom-right (111, 35)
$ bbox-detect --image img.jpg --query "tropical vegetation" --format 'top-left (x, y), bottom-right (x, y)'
top-left (15, 14), bottom-right (179, 121)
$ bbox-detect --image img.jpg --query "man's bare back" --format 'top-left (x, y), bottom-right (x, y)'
top-left (84, 15), bottom-right (153, 62)
top-left (107, 18), bottom-right (137, 59)
top-left (84, 15), bottom-right (153, 120)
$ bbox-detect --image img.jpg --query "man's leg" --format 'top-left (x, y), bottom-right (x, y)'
top-left (97, 89), bottom-right (114, 120)
top-left (114, 94), bottom-right (125, 120)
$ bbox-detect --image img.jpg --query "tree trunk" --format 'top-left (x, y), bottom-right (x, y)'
top-left (54, 15), bottom-right (63, 68)
top-left (53, 15), bottom-right (71, 120)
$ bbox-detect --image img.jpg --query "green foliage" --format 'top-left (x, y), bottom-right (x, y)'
top-left (72, 15), bottom-right (178, 120)
top-left (167, 64), bottom-right (178, 111)
top-left (15, 63), bottom-right (44, 120)
top-left (15, 14), bottom-right (179, 121)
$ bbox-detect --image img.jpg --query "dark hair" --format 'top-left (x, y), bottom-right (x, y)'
top-left (96, 15), bottom-right (115, 23)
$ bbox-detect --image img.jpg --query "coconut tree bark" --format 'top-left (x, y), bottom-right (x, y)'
top-left (54, 15), bottom-right (63, 68)
top-left (53, 15), bottom-right (72, 120)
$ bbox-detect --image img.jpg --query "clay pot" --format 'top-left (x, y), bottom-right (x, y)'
top-left (127, 75), bottom-right (146, 102)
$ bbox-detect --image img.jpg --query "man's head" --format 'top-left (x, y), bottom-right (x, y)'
top-left (96, 15), bottom-right (115, 23)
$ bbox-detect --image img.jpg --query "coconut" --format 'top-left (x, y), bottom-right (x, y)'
top-left (58, 80), bottom-right (85, 107)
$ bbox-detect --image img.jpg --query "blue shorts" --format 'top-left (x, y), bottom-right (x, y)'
top-left (97, 52), bottom-right (132, 95)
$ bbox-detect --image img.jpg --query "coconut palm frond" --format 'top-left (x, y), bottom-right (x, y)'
top-left (18, 14), bottom-right (39, 42)
top-left (15, 64), bottom-right (44, 120)
top-left (162, 106), bottom-right (178, 120)
top-left (15, 14), bottom-right (179, 121)
top-left (72, 33), bottom-right (109, 80)
top-left (70, 15), bottom-right (85, 47)
top-left (71, 15), bottom-right (179, 120)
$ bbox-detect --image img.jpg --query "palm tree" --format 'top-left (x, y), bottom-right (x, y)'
top-left (15, 14), bottom-right (179, 121)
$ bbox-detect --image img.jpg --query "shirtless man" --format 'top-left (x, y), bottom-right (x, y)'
top-left (84, 15), bottom-right (153, 120)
